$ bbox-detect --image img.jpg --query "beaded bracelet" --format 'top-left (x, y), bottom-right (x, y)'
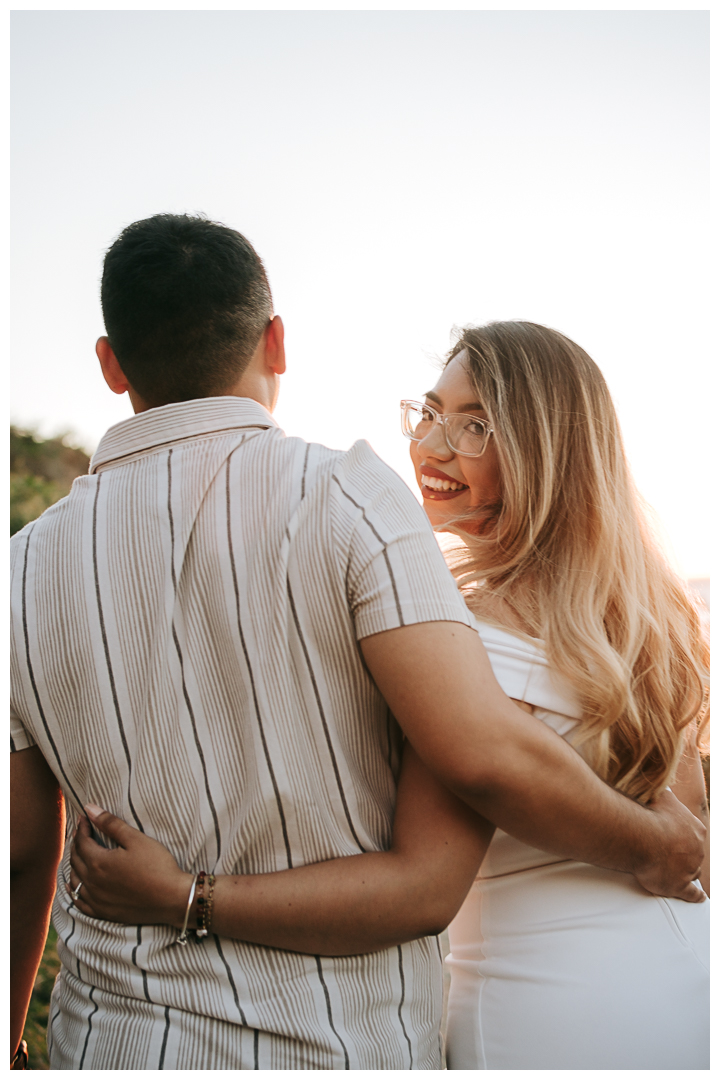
top-left (204, 874), bottom-right (216, 936)
top-left (195, 872), bottom-right (208, 938)
top-left (196, 873), bottom-right (216, 938)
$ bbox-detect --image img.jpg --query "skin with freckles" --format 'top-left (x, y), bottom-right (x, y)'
top-left (410, 354), bottom-right (501, 531)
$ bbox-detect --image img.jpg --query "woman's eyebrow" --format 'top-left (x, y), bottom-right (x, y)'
top-left (425, 389), bottom-right (485, 412)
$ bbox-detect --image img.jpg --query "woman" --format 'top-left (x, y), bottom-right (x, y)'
top-left (70, 321), bottom-right (709, 1069)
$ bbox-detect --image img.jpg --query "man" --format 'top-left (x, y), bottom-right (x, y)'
top-left (11, 214), bottom-right (704, 1069)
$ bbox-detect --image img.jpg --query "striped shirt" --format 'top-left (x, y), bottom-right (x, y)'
top-left (10, 396), bottom-right (473, 1070)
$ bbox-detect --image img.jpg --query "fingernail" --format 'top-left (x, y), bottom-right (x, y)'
top-left (84, 803), bottom-right (106, 820)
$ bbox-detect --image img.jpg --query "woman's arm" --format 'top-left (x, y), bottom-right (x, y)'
top-left (670, 732), bottom-right (710, 896)
top-left (70, 743), bottom-right (493, 954)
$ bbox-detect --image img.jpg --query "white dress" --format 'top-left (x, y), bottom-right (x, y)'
top-left (445, 621), bottom-right (710, 1070)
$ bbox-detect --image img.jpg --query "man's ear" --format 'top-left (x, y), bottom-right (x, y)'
top-left (96, 337), bottom-right (131, 395)
top-left (264, 316), bottom-right (286, 375)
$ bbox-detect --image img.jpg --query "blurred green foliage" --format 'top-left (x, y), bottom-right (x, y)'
top-left (10, 426), bottom-right (90, 536)
top-left (23, 928), bottom-right (60, 1069)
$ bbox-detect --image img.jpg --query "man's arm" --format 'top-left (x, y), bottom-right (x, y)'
top-left (360, 622), bottom-right (706, 901)
top-left (11, 746), bottom-right (65, 1061)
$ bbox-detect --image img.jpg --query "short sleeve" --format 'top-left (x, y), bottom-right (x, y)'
top-left (10, 529), bottom-right (38, 753)
top-left (331, 441), bottom-right (474, 641)
top-left (10, 702), bottom-right (37, 753)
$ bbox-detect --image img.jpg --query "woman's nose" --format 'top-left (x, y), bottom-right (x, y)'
top-left (418, 420), bottom-right (453, 459)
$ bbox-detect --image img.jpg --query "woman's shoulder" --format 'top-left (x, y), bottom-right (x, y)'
top-left (471, 616), bottom-right (583, 721)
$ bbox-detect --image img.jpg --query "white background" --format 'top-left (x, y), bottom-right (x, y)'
top-left (11, 8), bottom-right (710, 577)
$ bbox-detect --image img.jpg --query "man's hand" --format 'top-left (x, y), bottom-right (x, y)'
top-left (69, 805), bottom-right (193, 927)
top-left (360, 622), bottom-right (708, 902)
top-left (633, 789), bottom-right (706, 902)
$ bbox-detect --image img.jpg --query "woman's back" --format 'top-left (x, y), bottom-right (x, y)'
top-left (445, 620), bottom-right (710, 1070)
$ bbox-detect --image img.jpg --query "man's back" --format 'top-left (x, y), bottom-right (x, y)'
top-left (11, 396), bottom-right (472, 1069)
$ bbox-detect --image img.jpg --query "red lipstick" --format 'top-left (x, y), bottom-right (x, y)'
top-left (418, 466), bottom-right (468, 501)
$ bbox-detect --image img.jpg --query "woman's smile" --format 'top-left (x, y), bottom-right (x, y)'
top-left (419, 466), bottom-right (469, 498)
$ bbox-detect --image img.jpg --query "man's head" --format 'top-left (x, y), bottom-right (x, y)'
top-left (98, 214), bottom-right (276, 409)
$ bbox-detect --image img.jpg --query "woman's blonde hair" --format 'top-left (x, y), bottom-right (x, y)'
top-left (447, 321), bottom-right (708, 802)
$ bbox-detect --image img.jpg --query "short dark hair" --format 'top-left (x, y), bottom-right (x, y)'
top-left (100, 214), bottom-right (273, 407)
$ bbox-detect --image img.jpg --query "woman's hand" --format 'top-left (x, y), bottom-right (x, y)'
top-left (68, 804), bottom-right (193, 927)
top-left (64, 747), bottom-right (491, 954)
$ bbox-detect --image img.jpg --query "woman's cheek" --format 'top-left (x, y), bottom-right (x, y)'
top-left (408, 442), bottom-right (421, 479)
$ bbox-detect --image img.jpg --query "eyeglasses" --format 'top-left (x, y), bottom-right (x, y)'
top-left (400, 399), bottom-right (493, 458)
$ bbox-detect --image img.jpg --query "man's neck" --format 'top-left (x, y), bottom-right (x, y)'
top-left (226, 369), bottom-right (279, 414)
top-left (129, 386), bottom-right (276, 417)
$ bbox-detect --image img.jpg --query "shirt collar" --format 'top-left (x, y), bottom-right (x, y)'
top-left (90, 396), bottom-right (279, 473)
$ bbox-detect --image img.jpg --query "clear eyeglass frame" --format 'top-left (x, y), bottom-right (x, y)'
top-left (400, 399), bottom-right (493, 458)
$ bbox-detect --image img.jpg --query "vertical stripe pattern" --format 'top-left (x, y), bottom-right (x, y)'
top-left (10, 396), bottom-right (472, 1069)
top-left (92, 476), bottom-right (144, 831)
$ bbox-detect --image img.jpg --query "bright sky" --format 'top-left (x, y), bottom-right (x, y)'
top-left (11, 8), bottom-right (710, 578)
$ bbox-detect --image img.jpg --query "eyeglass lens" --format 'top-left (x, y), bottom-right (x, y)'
top-left (402, 402), bottom-right (488, 457)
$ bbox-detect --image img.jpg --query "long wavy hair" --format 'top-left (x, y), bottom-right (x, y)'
top-left (446, 321), bottom-right (709, 802)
